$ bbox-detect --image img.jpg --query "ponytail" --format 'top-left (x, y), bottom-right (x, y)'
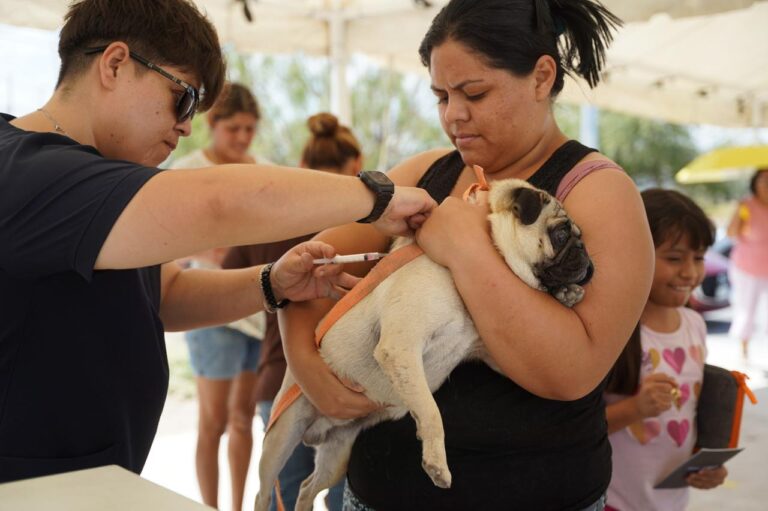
top-left (419, 0), bottom-right (622, 96)
top-left (546, 0), bottom-right (622, 89)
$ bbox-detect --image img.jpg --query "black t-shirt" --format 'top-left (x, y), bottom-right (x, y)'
top-left (346, 146), bottom-right (611, 510)
top-left (0, 114), bottom-right (166, 482)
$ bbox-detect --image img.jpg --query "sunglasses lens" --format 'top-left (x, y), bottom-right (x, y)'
top-left (177, 89), bottom-right (198, 122)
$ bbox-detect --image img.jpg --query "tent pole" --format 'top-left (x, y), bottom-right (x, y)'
top-left (752, 97), bottom-right (764, 144)
top-left (580, 104), bottom-right (600, 150)
top-left (329, 8), bottom-right (351, 125)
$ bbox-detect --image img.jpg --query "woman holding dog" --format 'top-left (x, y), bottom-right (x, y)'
top-left (282, 0), bottom-right (654, 509)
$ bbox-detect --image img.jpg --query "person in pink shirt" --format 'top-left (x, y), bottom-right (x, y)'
top-left (727, 168), bottom-right (768, 358)
top-left (604, 189), bottom-right (728, 511)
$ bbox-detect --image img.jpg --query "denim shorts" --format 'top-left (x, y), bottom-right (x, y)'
top-left (185, 325), bottom-right (261, 379)
top-left (341, 485), bottom-right (606, 511)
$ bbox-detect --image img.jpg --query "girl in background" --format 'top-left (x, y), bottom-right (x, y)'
top-left (172, 82), bottom-right (265, 511)
top-left (605, 189), bottom-right (727, 511)
top-left (727, 168), bottom-right (768, 359)
top-left (283, 1), bottom-right (653, 509)
top-left (229, 112), bottom-right (361, 511)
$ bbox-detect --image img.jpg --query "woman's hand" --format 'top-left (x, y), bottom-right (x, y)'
top-left (291, 349), bottom-right (383, 419)
top-left (415, 193), bottom-right (491, 268)
top-left (270, 241), bottom-right (360, 303)
top-left (373, 186), bottom-right (437, 236)
top-left (687, 465), bottom-right (728, 489)
top-left (633, 373), bottom-right (677, 418)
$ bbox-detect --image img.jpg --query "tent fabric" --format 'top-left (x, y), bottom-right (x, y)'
top-left (1, 0), bottom-right (765, 127)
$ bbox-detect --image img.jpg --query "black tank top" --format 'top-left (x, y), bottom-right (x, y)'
top-left (346, 141), bottom-right (611, 511)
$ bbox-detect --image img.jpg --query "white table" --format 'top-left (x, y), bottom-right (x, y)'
top-left (0, 465), bottom-right (213, 511)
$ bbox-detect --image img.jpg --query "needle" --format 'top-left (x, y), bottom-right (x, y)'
top-left (313, 252), bottom-right (388, 265)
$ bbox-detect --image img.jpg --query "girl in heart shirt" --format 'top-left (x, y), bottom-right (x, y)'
top-left (603, 189), bottom-right (728, 511)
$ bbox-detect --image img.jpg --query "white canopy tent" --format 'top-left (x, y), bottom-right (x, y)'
top-left (1, 0), bottom-right (766, 127)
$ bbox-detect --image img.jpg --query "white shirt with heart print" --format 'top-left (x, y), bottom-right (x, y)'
top-left (605, 307), bottom-right (707, 511)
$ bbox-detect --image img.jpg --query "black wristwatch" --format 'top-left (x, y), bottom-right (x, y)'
top-left (356, 170), bottom-right (395, 223)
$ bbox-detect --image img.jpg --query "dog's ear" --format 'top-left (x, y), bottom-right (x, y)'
top-left (511, 187), bottom-right (544, 226)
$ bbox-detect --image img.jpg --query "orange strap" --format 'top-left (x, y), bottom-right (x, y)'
top-left (729, 371), bottom-right (758, 448)
top-left (266, 244), bottom-right (425, 511)
top-left (266, 383), bottom-right (303, 432)
top-left (461, 164), bottom-right (489, 201)
top-left (314, 243), bottom-right (425, 347)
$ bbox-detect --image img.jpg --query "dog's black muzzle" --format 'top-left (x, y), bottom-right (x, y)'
top-left (536, 230), bottom-right (594, 290)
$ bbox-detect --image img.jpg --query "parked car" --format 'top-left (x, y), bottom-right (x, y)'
top-left (688, 237), bottom-right (733, 313)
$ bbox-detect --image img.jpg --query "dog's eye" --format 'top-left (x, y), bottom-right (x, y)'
top-left (550, 223), bottom-right (570, 250)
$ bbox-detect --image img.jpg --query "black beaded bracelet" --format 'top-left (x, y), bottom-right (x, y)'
top-left (260, 262), bottom-right (289, 313)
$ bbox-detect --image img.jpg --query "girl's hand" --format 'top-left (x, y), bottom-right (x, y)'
top-left (633, 373), bottom-right (677, 418)
top-left (293, 350), bottom-right (382, 420)
top-left (687, 465), bottom-right (728, 489)
top-left (415, 193), bottom-right (491, 268)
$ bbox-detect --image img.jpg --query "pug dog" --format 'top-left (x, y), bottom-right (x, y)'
top-left (254, 178), bottom-right (594, 511)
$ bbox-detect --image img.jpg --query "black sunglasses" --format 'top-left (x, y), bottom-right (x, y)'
top-left (84, 46), bottom-right (200, 123)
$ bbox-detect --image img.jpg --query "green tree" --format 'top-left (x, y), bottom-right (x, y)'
top-left (598, 111), bottom-right (698, 187)
top-left (170, 52), bottom-right (447, 169)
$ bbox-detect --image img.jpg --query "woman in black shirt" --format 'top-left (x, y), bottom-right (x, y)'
top-left (281, 0), bottom-right (654, 509)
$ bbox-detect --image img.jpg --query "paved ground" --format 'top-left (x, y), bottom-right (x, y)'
top-left (144, 307), bottom-right (768, 511)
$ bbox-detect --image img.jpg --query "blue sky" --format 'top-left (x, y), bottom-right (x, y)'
top-left (2, 22), bottom-right (764, 152)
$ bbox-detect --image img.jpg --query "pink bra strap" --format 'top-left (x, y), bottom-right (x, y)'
top-left (555, 160), bottom-right (624, 202)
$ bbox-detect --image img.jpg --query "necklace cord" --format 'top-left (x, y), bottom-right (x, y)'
top-left (37, 108), bottom-right (67, 135)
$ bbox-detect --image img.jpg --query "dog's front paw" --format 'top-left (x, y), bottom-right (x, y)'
top-left (422, 459), bottom-right (452, 488)
top-left (553, 284), bottom-right (584, 308)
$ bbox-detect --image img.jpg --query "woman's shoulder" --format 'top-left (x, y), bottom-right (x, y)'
top-left (170, 149), bottom-right (211, 169)
top-left (556, 152), bottom-right (626, 202)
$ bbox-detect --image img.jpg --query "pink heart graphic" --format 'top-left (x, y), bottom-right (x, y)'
top-left (674, 383), bottom-right (691, 409)
top-left (663, 347), bottom-right (686, 374)
top-left (629, 419), bottom-right (661, 445)
top-left (689, 345), bottom-right (704, 366)
top-left (667, 419), bottom-right (690, 447)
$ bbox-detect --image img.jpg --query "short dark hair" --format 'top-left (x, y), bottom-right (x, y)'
top-left (207, 83), bottom-right (261, 124)
top-left (57, 0), bottom-right (225, 112)
top-left (750, 168), bottom-right (768, 195)
top-left (641, 188), bottom-right (715, 252)
top-left (418, 0), bottom-right (621, 96)
top-left (301, 113), bottom-right (361, 171)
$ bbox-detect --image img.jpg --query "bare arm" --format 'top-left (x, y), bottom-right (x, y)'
top-left (95, 164), bottom-right (436, 270)
top-left (159, 262), bottom-right (263, 331)
top-left (159, 240), bottom-right (360, 331)
top-left (417, 169), bottom-right (654, 400)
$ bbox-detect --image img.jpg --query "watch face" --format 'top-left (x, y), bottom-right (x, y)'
top-left (361, 171), bottom-right (393, 188)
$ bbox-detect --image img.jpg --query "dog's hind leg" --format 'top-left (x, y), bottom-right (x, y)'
top-left (254, 394), bottom-right (318, 511)
top-left (294, 424), bottom-right (360, 511)
top-left (374, 337), bottom-right (452, 489)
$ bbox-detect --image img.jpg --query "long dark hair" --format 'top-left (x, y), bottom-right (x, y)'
top-left (605, 189), bottom-right (715, 395)
top-left (417, 0), bottom-right (622, 95)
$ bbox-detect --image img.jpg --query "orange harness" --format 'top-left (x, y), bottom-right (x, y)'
top-left (266, 166), bottom-right (488, 510)
top-left (266, 164), bottom-right (489, 432)
top-left (265, 242), bottom-right (426, 432)
top-left (728, 371), bottom-right (758, 448)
